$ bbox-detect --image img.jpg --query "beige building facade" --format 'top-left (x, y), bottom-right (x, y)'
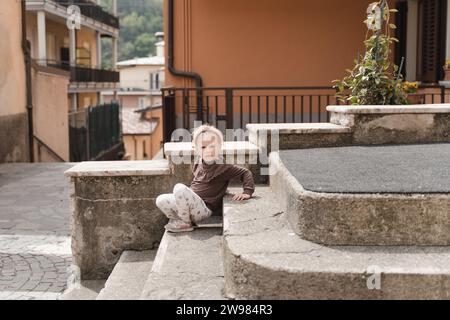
top-left (104, 37), bottom-right (165, 160)
top-left (0, 1), bottom-right (29, 163)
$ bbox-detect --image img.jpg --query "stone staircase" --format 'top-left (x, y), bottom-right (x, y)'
top-left (64, 106), bottom-right (450, 299)
top-left (223, 187), bottom-right (450, 300)
top-left (97, 250), bottom-right (157, 300)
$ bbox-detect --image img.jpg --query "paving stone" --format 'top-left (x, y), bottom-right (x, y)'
top-left (0, 163), bottom-right (73, 300)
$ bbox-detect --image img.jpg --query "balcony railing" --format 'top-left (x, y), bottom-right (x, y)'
top-left (69, 102), bottom-right (122, 161)
top-left (41, 60), bottom-right (120, 83)
top-left (54, 0), bottom-right (119, 29)
top-left (162, 85), bottom-right (450, 143)
top-left (70, 65), bottom-right (120, 83)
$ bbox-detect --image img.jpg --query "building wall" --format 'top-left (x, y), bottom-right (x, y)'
top-left (78, 92), bottom-right (99, 109)
top-left (26, 13), bottom-right (70, 62)
top-left (146, 107), bottom-right (163, 159)
top-left (0, 0), bottom-right (29, 163)
top-left (31, 65), bottom-right (70, 162)
top-left (164, 0), bottom-right (397, 88)
top-left (120, 65), bottom-right (164, 90)
top-left (121, 107), bottom-right (163, 161)
top-left (77, 27), bottom-right (98, 68)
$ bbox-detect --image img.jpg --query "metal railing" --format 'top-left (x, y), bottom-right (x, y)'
top-left (162, 85), bottom-right (450, 142)
top-left (39, 60), bottom-right (119, 83)
top-left (54, 0), bottom-right (119, 29)
top-left (69, 102), bottom-right (122, 162)
top-left (162, 86), bottom-right (342, 142)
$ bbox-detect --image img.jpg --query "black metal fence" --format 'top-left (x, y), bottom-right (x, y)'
top-left (69, 102), bottom-right (122, 162)
top-left (55, 0), bottom-right (120, 29)
top-left (162, 85), bottom-right (450, 143)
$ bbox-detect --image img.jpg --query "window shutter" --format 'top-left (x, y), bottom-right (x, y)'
top-left (395, 1), bottom-right (408, 78)
top-left (420, 0), bottom-right (447, 83)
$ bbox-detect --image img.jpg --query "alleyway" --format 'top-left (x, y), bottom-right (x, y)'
top-left (0, 163), bottom-right (73, 300)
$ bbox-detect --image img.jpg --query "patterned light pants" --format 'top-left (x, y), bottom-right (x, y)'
top-left (156, 183), bottom-right (212, 224)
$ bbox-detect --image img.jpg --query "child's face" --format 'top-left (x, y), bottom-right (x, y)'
top-left (196, 132), bottom-right (221, 163)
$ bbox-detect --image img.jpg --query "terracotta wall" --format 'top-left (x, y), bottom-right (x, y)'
top-left (0, 1), bottom-right (29, 162)
top-left (164, 0), bottom-right (397, 88)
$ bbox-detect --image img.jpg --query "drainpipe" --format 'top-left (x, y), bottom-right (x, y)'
top-left (167, 0), bottom-right (203, 122)
top-left (21, 0), bottom-right (34, 162)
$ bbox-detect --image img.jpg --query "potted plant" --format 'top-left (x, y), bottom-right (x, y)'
top-left (403, 81), bottom-right (423, 104)
top-left (443, 60), bottom-right (450, 81)
top-left (334, 0), bottom-right (409, 105)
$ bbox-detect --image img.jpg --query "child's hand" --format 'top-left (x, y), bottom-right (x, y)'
top-left (232, 193), bottom-right (251, 201)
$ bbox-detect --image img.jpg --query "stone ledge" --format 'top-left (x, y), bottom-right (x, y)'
top-left (64, 160), bottom-right (171, 177)
top-left (270, 151), bottom-right (450, 246)
top-left (164, 141), bottom-right (260, 157)
top-left (247, 123), bottom-right (352, 134)
top-left (327, 104), bottom-right (450, 114)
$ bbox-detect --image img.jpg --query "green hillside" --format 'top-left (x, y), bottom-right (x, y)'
top-left (100, 0), bottom-right (163, 68)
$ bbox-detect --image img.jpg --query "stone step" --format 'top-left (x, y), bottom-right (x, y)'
top-left (269, 148), bottom-right (450, 246)
top-left (140, 228), bottom-right (225, 300)
top-left (223, 186), bottom-right (450, 299)
top-left (59, 280), bottom-right (106, 300)
top-left (247, 123), bottom-right (353, 152)
top-left (96, 250), bottom-right (157, 300)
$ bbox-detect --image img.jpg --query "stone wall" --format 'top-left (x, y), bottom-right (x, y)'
top-left (0, 113), bottom-right (29, 163)
top-left (328, 105), bottom-right (450, 145)
top-left (65, 160), bottom-right (174, 279)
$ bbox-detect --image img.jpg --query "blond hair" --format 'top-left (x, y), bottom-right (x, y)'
top-left (192, 124), bottom-right (224, 149)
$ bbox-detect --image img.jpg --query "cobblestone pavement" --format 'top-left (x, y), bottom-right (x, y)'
top-left (0, 163), bottom-right (74, 300)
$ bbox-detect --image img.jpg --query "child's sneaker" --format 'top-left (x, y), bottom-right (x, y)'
top-left (165, 219), bottom-right (194, 233)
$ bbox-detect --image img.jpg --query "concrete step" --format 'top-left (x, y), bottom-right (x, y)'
top-left (96, 250), bottom-right (157, 300)
top-left (223, 186), bottom-right (450, 299)
top-left (270, 149), bottom-right (450, 246)
top-left (140, 228), bottom-right (226, 300)
top-left (59, 280), bottom-right (106, 300)
top-left (247, 123), bottom-right (353, 152)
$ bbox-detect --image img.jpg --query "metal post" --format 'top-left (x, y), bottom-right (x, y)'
top-left (225, 89), bottom-right (234, 129)
top-left (86, 107), bottom-right (91, 160)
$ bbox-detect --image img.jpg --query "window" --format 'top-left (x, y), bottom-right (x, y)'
top-left (417, 0), bottom-right (447, 82)
top-left (150, 72), bottom-right (160, 90)
top-left (138, 97), bottom-right (146, 109)
top-left (143, 141), bottom-right (148, 159)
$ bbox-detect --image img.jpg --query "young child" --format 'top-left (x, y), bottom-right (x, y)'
top-left (156, 124), bottom-right (255, 233)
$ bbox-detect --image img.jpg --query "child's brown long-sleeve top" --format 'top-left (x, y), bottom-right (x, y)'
top-left (190, 160), bottom-right (255, 212)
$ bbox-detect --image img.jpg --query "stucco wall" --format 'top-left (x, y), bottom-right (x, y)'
top-left (120, 65), bottom-right (164, 90)
top-left (164, 0), bottom-right (396, 88)
top-left (32, 65), bottom-right (71, 162)
top-left (0, 0), bottom-right (28, 163)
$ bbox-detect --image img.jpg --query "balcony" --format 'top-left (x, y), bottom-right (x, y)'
top-left (41, 60), bottom-right (119, 83)
top-left (54, 0), bottom-right (119, 29)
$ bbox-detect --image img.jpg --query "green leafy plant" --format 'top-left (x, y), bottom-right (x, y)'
top-left (334, 0), bottom-right (408, 105)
